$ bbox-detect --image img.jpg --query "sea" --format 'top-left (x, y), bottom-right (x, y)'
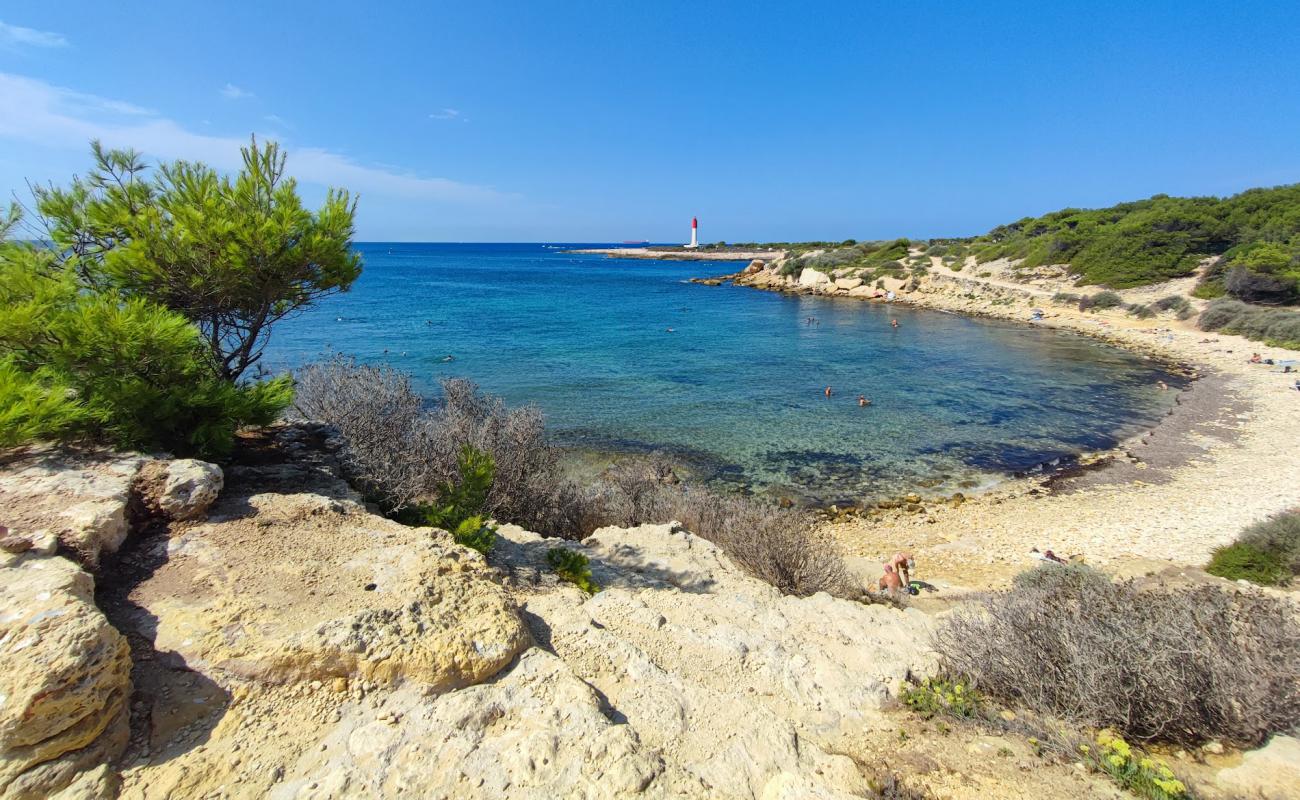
top-left (262, 243), bottom-right (1183, 503)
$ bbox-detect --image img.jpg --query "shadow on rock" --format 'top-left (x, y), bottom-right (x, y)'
top-left (96, 526), bottom-right (229, 769)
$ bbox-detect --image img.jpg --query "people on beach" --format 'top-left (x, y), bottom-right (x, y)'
top-left (1031, 548), bottom-right (1066, 564)
top-left (1249, 353), bottom-right (1262, 364)
top-left (878, 564), bottom-right (903, 595)
top-left (887, 551), bottom-right (915, 585)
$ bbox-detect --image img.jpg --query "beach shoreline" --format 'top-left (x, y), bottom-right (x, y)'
top-left (684, 254), bottom-right (1300, 588)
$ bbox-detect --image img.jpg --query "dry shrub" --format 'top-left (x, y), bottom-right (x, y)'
top-left (934, 563), bottom-right (1300, 746)
top-left (291, 357), bottom-right (579, 534)
top-left (292, 358), bottom-right (857, 599)
top-left (588, 459), bottom-right (858, 599)
top-left (291, 358), bottom-right (437, 510)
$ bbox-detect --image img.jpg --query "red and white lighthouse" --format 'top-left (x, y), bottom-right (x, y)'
top-left (686, 217), bottom-right (699, 249)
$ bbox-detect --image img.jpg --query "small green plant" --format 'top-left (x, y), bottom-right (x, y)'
top-left (1087, 730), bottom-right (1189, 799)
top-left (1051, 292), bottom-right (1081, 305)
top-left (546, 547), bottom-right (600, 594)
top-left (1206, 542), bottom-right (1289, 585)
top-left (400, 445), bottom-right (498, 555)
top-left (900, 677), bottom-right (983, 719)
top-left (1087, 290), bottom-right (1124, 310)
top-left (1206, 510), bottom-right (1300, 586)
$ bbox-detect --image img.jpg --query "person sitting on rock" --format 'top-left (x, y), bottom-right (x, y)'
top-left (888, 551), bottom-right (915, 586)
top-left (878, 564), bottom-right (903, 595)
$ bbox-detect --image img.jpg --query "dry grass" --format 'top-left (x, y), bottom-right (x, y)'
top-left (933, 563), bottom-right (1300, 746)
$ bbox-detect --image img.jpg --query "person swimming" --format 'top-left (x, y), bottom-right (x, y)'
top-left (890, 318), bottom-right (899, 329)
top-left (824, 386), bottom-right (833, 397)
top-left (858, 395), bottom-right (871, 407)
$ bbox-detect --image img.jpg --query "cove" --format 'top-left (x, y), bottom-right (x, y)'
top-left (263, 243), bottom-right (1182, 502)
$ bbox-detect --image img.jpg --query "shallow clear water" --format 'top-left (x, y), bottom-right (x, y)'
top-left (264, 243), bottom-right (1181, 502)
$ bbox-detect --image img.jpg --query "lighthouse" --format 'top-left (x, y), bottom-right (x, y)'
top-left (685, 217), bottom-right (699, 249)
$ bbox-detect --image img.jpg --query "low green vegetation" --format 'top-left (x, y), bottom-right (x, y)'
top-left (1078, 290), bottom-right (1124, 311)
top-left (398, 445), bottom-right (499, 555)
top-left (963, 185), bottom-right (1300, 292)
top-left (546, 547), bottom-right (600, 594)
top-left (899, 677), bottom-right (982, 719)
top-left (1197, 298), bottom-right (1300, 349)
top-left (786, 238), bottom-right (913, 275)
top-left (1088, 731), bottom-right (1190, 800)
top-left (1207, 510), bottom-right (1300, 586)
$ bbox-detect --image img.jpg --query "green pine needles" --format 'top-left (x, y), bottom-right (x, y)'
top-left (0, 139), bottom-right (359, 458)
top-left (400, 445), bottom-right (499, 555)
top-left (546, 547), bottom-right (600, 594)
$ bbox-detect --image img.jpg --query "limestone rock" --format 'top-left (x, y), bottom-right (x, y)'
top-left (492, 523), bottom-right (936, 798)
top-left (127, 491), bottom-right (529, 689)
top-left (848, 285), bottom-right (877, 298)
top-left (1217, 735), bottom-right (1300, 800)
top-left (154, 459), bottom-right (224, 521)
top-left (798, 268), bottom-right (831, 288)
top-left (0, 554), bottom-right (131, 798)
top-left (834, 277), bottom-right (863, 291)
top-left (0, 448), bottom-right (145, 568)
top-left (270, 649), bottom-right (686, 798)
top-left (743, 259), bottom-right (766, 274)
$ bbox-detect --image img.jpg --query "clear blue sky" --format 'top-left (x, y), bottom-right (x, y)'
top-left (2, 1), bottom-right (1298, 242)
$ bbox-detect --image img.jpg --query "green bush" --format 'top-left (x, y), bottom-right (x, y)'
top-left (0, 359), bottom-right (90, 449)
top-left (1051, 292), bottom-right (1081, 305)
top-left (1207, 510), bottom-right (1300, 585)
top-left (1198, 298), bottom-right (1300, 349)
top-left (1090, 731), bottom-right (1190, 800)
top-left (1128, 303), bottom-right (1156, 319)
top-left (967, 185), bottom-right (1300, 289)
top-left (400, 445), bottom-right (498, 554)
top-left (0, 242), bottom-right (291, 457)
top-left (547, 547), bottom-right (600, 594)
top-left (1091, 290), bottom-right (1124, 309)
top-left (1205, 542), bottom-right (1290, 585)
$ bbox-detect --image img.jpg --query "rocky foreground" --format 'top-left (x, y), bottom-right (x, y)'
top-left (3, 425), bottom-right (1297, 799)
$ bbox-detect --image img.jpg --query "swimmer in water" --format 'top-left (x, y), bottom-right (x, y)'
top-left (824, 386), bottom-right (833, 397)
top-left (858, 395), bottom-right (870, 407)
top-left (891, 319), bottom-right (899, 329)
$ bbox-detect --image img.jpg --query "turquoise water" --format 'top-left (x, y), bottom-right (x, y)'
top-left (264, 243), bottom-right (1181, 503)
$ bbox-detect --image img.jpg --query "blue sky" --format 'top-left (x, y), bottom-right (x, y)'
top-left (1, 1), bottom-right (1298, 242)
